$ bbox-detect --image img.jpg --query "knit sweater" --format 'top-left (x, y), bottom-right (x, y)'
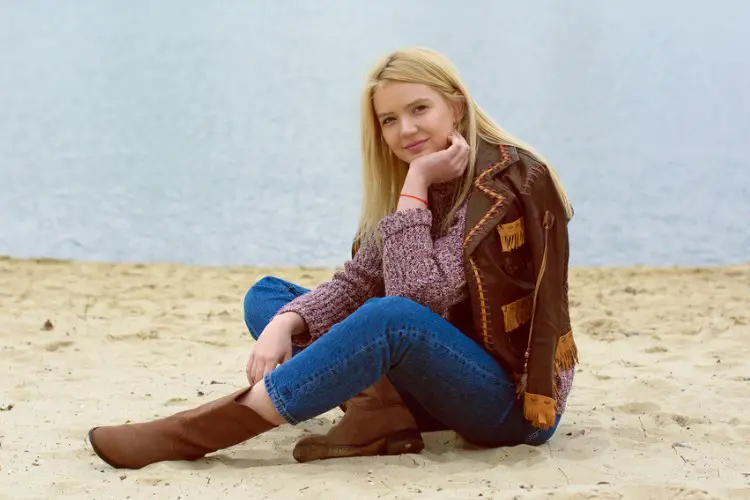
top-left (277, 180), bottom-right (466, 340)
top-left (276, 179), bottom-right (574, 412)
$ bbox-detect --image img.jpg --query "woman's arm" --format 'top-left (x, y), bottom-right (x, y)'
top-left (275, 237), bottom-right (384, 346)
top-left (378, 200), bottom-right (468, 315)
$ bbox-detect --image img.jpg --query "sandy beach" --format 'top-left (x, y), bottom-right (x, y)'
top-left (0, 257), bottom-right (748, 499)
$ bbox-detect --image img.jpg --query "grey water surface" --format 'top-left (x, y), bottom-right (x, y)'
top-left (1, 1), bottom-right (748, 267)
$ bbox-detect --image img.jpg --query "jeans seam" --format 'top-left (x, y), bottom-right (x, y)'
top-left (390, 325), bottom-right (520, 440)
top-left (270, 337), bottom-right (389, 423)
top-left (291, 336), bottom-right (388, 396)
top-left (264, 372), bottom-right (299, 425)
top-left (398, 325), bottom-right (511, 388)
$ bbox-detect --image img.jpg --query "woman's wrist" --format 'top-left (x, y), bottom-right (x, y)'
top-left (405, 168), bottom-right (431, 189)
top-left (273, 312), bottom-right (307, 337)
top-left (398, 170), bottom-right (431, 211)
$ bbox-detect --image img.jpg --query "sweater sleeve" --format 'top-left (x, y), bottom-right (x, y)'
top-left (377, 202), bottom-right (468, 315)
top-left (275, 236), bottom-right (384, 346)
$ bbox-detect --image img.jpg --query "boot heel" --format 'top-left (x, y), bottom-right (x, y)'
top-left (385, 429), bottom-right (425, 455)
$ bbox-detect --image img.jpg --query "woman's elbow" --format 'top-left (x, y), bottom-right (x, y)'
top-left (386, 281), bottom-right (452, 312)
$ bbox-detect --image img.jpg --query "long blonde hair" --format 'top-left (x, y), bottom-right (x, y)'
top-left (357, 47), bottom-right (572, 246)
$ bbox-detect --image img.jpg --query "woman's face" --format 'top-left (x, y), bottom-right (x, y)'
top-left (373, 81), bottom-right (459, 164)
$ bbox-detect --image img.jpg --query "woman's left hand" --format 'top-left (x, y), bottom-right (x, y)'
top-left (246, 316), bottom-right (294, 386)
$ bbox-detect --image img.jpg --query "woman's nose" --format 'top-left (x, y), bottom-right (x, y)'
top-left (399, 117), bottom-right (418, 136)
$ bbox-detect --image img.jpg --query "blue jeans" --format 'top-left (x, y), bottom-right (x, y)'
top-left (243, 276), bottom-right (561, 447)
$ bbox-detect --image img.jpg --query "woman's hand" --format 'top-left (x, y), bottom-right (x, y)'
top-left (245, 314), bottom-right (297, 386)
top-left (408, 131), bottom-right (470, 186)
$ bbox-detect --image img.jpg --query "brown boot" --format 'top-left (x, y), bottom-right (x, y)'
top-left (292, 376), bottom-right (424, 463)
top-left (88, 388), bottom-right (275, 469)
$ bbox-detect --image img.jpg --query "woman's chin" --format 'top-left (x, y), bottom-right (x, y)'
top-left (406, 148), bottom-right (434, 163)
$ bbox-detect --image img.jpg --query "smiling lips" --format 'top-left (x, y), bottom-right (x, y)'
top-left (405, 139), bottom-right (428, 152)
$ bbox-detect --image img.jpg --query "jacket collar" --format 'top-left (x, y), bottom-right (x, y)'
top-left (462, 138), bottom-right (522, 256)
top-left (474, 137), bottom-right (520, 179)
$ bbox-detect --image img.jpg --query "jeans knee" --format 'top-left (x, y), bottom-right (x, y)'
top-left (366, 296), bottom-right (424, 311)
top-left (243, 276), bottom-right (282, 339)
top-left (524, 416), bottom-right (561, 446)
top-left (245, 275), bottom-right (286, 304)
top-left (355, 297), bottom-right (436, 344)
top-left (243, 291), bottom-right (260, 340)
top-left (250, 276), bottom-right (285, 294)
top-left (360, 296), bottom-right (428, 321)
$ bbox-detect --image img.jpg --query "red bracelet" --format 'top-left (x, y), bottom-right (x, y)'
top-left (399, 193), bottom-right (429, 207)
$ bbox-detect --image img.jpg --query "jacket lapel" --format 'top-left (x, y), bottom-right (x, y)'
top-left (462, 139), bottom-right (520, 256)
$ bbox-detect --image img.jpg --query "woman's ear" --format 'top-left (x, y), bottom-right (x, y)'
top-left (451, 100), bottom-right (465, 127)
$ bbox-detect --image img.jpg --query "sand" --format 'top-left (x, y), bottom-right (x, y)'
top-left (0, 257), bottom-right (749, 499)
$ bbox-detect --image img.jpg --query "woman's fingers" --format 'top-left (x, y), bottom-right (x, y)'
top-left (263, 359), bottom-right (276, 379)
top-left (452, 151), bottom-right (469, 179)
top-left (251, 356), bottom-right (263, 386)
top-left (246, 355), bottom-right (256, 385)
top-left (253, 365), bottom-right (263, 387)
top-left (444, 141), bottom-right (460, 159)
top-left (450, 145), bottom-right (469, 169)
top-left (450, 133), bottom-right (468, 160)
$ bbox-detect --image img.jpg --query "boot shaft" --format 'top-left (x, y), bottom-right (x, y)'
top-left (348, 376), bottom-right (408, 410)
top-left (89, 388), bottom-right (275, 469)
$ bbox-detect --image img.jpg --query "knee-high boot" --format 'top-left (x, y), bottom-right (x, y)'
top-left (88, 388), bottom-right (275, 470)
top-left (293, 376), bottom-right (424, 463)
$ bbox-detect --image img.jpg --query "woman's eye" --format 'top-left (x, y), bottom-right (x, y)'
top-left (382, 117), bottom-right (394, 125)
top-left (414, 105), bottom-right (427, 113)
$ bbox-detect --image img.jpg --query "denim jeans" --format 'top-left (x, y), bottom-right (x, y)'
top-left (243, 276), bottom-right (561, 447)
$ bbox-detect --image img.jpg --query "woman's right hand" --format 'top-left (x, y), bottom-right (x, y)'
top-left (245, 313), bottom-right (301, 386)
top-left (408, 131), bottom-right (470, 186)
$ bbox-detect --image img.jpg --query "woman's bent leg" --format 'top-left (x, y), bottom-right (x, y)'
top-left (243, 276), bottom-right (309, 349)
top-left (264, 296), bottom-right (559, 447)
top-left (87, 296), bottom-right (557, 469)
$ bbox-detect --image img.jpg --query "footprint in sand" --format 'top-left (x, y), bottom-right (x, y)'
top-left (106, 331), bottom-right (160, 341)
top-left (579, 317), bottom-right (620, 340)
top-left (555, 428), bottom-right (613, 460)
top-left (652, 413), bottom-right (710, 429)
top-left (136, 478), bottom-right (167, 486)
top-left (613, 402), bottom-right (661, 415)
top-left (164, 397), bottom-right (189, 406)
top-left (42, 340), bottom-right (75, 352)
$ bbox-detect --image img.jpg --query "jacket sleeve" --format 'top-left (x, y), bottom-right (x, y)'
top-left (275, 236), bottom-right (385, 346)
top-left (377, 204), bottom-right (468, 315)
top-left (518, 164), bottom-right (571, 429)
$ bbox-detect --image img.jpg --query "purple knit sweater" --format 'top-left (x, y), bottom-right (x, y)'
top-left (277, 180), bottom-right (574, 411)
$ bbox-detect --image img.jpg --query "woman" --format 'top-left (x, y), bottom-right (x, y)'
top-left (88, 47), bottom-right (579, 470)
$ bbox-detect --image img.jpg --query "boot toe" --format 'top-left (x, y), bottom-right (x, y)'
top-left (293, 434), bottom-right (384, 463)
top-left (88, 425), bottom-right (145, 470)
top-left (88, 426), bottom-right (127, 469)
top-left (293, 430), bottom-right (424, 463)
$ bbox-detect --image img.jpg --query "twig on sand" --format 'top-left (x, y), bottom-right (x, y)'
top-left (671, 443), bottom-right (688, 464)
top-left (638, 416), bottom-right (647, 438)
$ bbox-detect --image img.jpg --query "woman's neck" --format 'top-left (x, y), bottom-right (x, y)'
top-left (428, 177), bottom-right (462, 221)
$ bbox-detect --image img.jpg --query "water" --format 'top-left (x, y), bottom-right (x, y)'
top-left (1, 1), bottom-right (748, 267)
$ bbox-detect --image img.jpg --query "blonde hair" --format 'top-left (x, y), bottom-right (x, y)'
top-left (357, 47), bottom-right (572, 246)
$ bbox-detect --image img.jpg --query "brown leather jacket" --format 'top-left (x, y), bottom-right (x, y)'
top-left (351, 139), bottom-right (579, 429)
top-left (459, 138), bottom-right (579, 429)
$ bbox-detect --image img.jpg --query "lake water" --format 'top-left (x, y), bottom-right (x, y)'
top-left (1, 1), bottom-right (748, 267)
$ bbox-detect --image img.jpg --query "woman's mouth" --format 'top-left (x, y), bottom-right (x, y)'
top-left (404, 139), bottom-right (428, 152)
